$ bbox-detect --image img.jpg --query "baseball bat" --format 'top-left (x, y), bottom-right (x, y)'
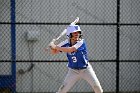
top-left (46, 17), bottom-right (79, 51)
top-left (55, 29), bottom-right (67, 41)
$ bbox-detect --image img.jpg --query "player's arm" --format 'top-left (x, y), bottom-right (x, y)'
top-left (49, 42), bottom-right (77, 53)
top-left (55, 46), bottom-right (76, 53)
top-left (49, 39), bottom-right (67, 54)
top-left (54, 40), bottom-right (83, 53)
top-left (50, 44), bottom-right (76, 53)
top-left (50, 47), bottom-right (60, 54)
top-left (49, 39), bottom-right (76, 53)
top-left (49, 39), bottom-right (82, 53)
top-left (55, 40), bottom-right (83, 53)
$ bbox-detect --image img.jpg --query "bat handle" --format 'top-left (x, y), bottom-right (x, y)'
top-left (56, 29), bottom-right (67, 40)
top-left (56, 36), bottom-right (61, 41)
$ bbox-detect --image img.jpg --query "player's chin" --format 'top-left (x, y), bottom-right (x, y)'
top-left (74, 38), bottom-right (79, 41)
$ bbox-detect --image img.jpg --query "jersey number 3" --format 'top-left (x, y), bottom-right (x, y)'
top-left (72, 56), bottom-right (77, 63)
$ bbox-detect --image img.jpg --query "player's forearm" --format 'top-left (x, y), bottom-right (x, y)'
top-left (50, 48), bottom-right (59, 54)
top-left (55, 46), bottom-right (75, 53)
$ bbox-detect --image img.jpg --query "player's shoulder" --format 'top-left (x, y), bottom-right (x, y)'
top-left (77, 39), bottom-right (87, 48)
top-left (76, 39), bottom-right (85, 44)
top-left (73, 39), bottom-right (87, 50)
top-left (75, 39), bottom-right (85, 47)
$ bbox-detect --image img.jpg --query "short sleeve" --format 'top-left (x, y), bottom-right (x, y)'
top-left (73, 39), bottom-right (84, 49)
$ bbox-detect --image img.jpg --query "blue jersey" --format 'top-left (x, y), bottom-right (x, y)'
top-left (58, 39), bottom-right (89, 69)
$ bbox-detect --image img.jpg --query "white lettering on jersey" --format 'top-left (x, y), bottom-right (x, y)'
top-left (72, 56), bottom-right (77, 63)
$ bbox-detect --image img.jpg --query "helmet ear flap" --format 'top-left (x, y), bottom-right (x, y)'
top-left (78, 31), bottom-right (82, 38)
top-left (67, 33), bottom-right (72, 38)
top-left (69, 33), bottom-right (72, 38)
top-left (79, 31), bottom-right (81, 34)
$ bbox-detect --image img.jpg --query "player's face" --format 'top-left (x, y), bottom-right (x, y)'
top-left (71, 31), bottom-right (80, 41)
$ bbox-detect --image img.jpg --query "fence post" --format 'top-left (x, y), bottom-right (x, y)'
top-left (116, 0), bottom-right (120, 93)
top-left (10, 0), bottom-right (16, 93)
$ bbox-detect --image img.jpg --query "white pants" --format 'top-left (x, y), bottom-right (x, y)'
top-left (57, 63), bottom-right (103, 93)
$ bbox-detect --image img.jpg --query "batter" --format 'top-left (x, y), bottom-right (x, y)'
top-left (49, 25), bottom-right (103, 93)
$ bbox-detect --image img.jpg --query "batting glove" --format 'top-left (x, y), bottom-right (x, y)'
top-left (51, 39), bottom-right (56, 42)
top-left (49, 39), bottom-right (56, 49)
top-left (49, 42), bottom-right (56, 49)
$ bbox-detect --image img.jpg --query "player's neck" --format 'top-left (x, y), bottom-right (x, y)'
top-left (70, 40), bottom-right (75, 45)
top-left (70, 38), bottom-right (81, 45)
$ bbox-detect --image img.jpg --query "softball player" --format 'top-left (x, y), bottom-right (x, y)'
top-left (49, 25), bottom-right (103, 93)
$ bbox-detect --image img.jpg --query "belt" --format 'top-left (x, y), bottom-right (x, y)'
top-left (71, 67), bottom-right (87, 70)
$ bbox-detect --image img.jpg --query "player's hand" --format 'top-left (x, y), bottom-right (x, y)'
top-left (49, 39), bottom-right (56, 48)
top-left (49, 40), bottom-right (56, 49)
top-left (51, 39), bottom-right (56, 42)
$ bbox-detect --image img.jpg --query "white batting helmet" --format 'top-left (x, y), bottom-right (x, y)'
top-left (66, 25), bottom-right (81, 38)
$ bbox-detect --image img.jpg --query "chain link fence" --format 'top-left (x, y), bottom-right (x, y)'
top-left (0, 0), bottom-right (140, 93)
